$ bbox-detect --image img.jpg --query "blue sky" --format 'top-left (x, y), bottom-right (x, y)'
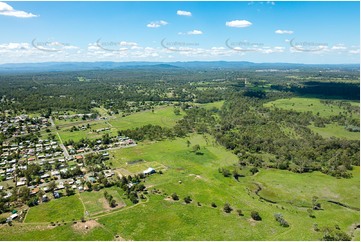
top-left (0, 1), bottom-right (359, 64)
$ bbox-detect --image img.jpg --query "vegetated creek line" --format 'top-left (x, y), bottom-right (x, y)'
top-left (327, 200), bottom-right (359, 211)
top-left (253, 183), bottom-right (360, 211)
top-left (253, 183), bottom-right (277, 204)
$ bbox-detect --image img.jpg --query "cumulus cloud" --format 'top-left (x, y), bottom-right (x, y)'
top-left (225, 20), bottom-right (252, 28)
top-left (178, 30), bottom-right (203, 35)
top-left (146, 20), bottom-right (168, 28)
top-left (177, 10), bottom-right (192, 16)
top-left (0, 2), bottom-right (38, 18)
top-left (275, 29), bottom-right (294, 34)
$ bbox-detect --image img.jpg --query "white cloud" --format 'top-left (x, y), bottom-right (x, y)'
top-left (119, 41), bottom-right (138, 46)
top-left (177, 10), bottom-right (192, 16)
top-left (0, 42), bottom-right (30, 50)
top-left (349, 49), bottom-right (359, 54)
top-left (0, 2), bottom-right (38, 18)
top-left (179, 30), bottom-right (203, 35)
top-left (188, 30), bottom-right (202, 35)
top-left (331, 44), bottom-right (346, 50)
top-left (275, 30), bottom-right (294, 34)
top-left (147, 20), bottom-right (168, 28)
top-left (225, 20), bottom-right (252, 28)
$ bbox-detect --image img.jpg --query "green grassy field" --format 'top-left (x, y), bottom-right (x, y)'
top-left (264, 97), bottom-right (359, 117)
top-left (24, 195), bottom-right (84, 223)
top-left (0, 134), bottom-right (359, 240)
top-left (57, 121), bottom-right (116, 142)
top-left (109, 106), bottom-right (184, 130)
top-left (198, 100), bottom-right (224, 110)
top-left (309, 123), bottom-right (360, 140)
top-left (264, 97), bottom-right (360, 140)
top-left (56, 106), bottom-right (184, 142)
top-left (97, 134), bottom-right (359, 241)
top-left (80, 187), bottom-right (126, 216)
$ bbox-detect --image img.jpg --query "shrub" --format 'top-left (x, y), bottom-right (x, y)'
top-left (171, 193), bottom-right (179, 201)
top-left (251, 211), bottom-right (262, 221)
top-left (274, 213), bottom-right (289, 227)
top-left (223, 203), bottom-right (233, 213)
top-left (184, 196), bottom-right (192, 204)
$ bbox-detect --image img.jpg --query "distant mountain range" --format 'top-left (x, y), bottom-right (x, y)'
top-left (0, 61), bottom-right (358, 73)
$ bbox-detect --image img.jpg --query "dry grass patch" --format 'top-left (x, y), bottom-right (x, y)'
top-left (72, 220), bottom-right (101, 234)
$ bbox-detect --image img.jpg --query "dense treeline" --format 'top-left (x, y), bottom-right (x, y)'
top-left (271, 81), bottom-right (360, 100)
top-left (1, 67), bottom-right (358, 115)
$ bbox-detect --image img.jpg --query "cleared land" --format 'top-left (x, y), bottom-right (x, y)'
top-left (24, 195), bottom-right (84, 223)
top-left (109, 106), bottom-right (184, 130)
top-left (96, 134), bottom-right (359, 241)
top-left (264, 97), bottom-right (359, 117)
top-left (265, 97), bottom-right (360, 140)
top-left (198, 100), bottom-right (225, 110)
top-left (0, 134), bottom-right (359, 240)
top-left (309, 123), bottom-right (360, 140)
top-left (56, 106), bottom-right (184, 142)
top-left (80, 187), bottom-right (126, 216)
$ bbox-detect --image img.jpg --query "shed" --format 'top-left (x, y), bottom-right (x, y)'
top-left (143, 167), bottom-right (156, 175)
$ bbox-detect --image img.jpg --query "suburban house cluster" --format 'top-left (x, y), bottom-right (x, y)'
top-left (0, 114), bottom-right (138, 223)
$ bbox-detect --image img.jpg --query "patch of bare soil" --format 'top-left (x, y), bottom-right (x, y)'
top-left (101, 198), bottom-right (111, 211)
top-left (72, 220), bottom-right (101, 234)
top-left (247, 218), bottom-right (257, 226)
top-left (164, 196), bottom-right (174, 201)
top-left (114, 234), bottom-right (126, 241)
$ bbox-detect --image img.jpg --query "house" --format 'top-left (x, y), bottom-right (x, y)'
top-left (40, 174), bottom-right (50, 179)
top-left (31, 187), bottom-right (39, 195)
top-left (57, 182), bottom-right (65, 190)
top-left (16, 181), bottom-right (26, 186)
top-left (103, 170), bottom-right (114, 177)
top-left (51, 170), bottom-right (60, 176)
top-left (143, 167), bottom-right (156, 175)
top-left (6, 213), bottom-right (18, 222)
top-left (4, 192), bottom-right (12, 199)
top-left (53, 191), bottom-right (60, 199)
top-left (65, 178), bottom-right (74, 185)
top-left (75, 155), bottom-right (83, 160)
top-left (42, 194), bottom-right (48, 202)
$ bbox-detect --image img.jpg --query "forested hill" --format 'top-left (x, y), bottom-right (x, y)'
top-left (0, 61), bottom-right (359, 73)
